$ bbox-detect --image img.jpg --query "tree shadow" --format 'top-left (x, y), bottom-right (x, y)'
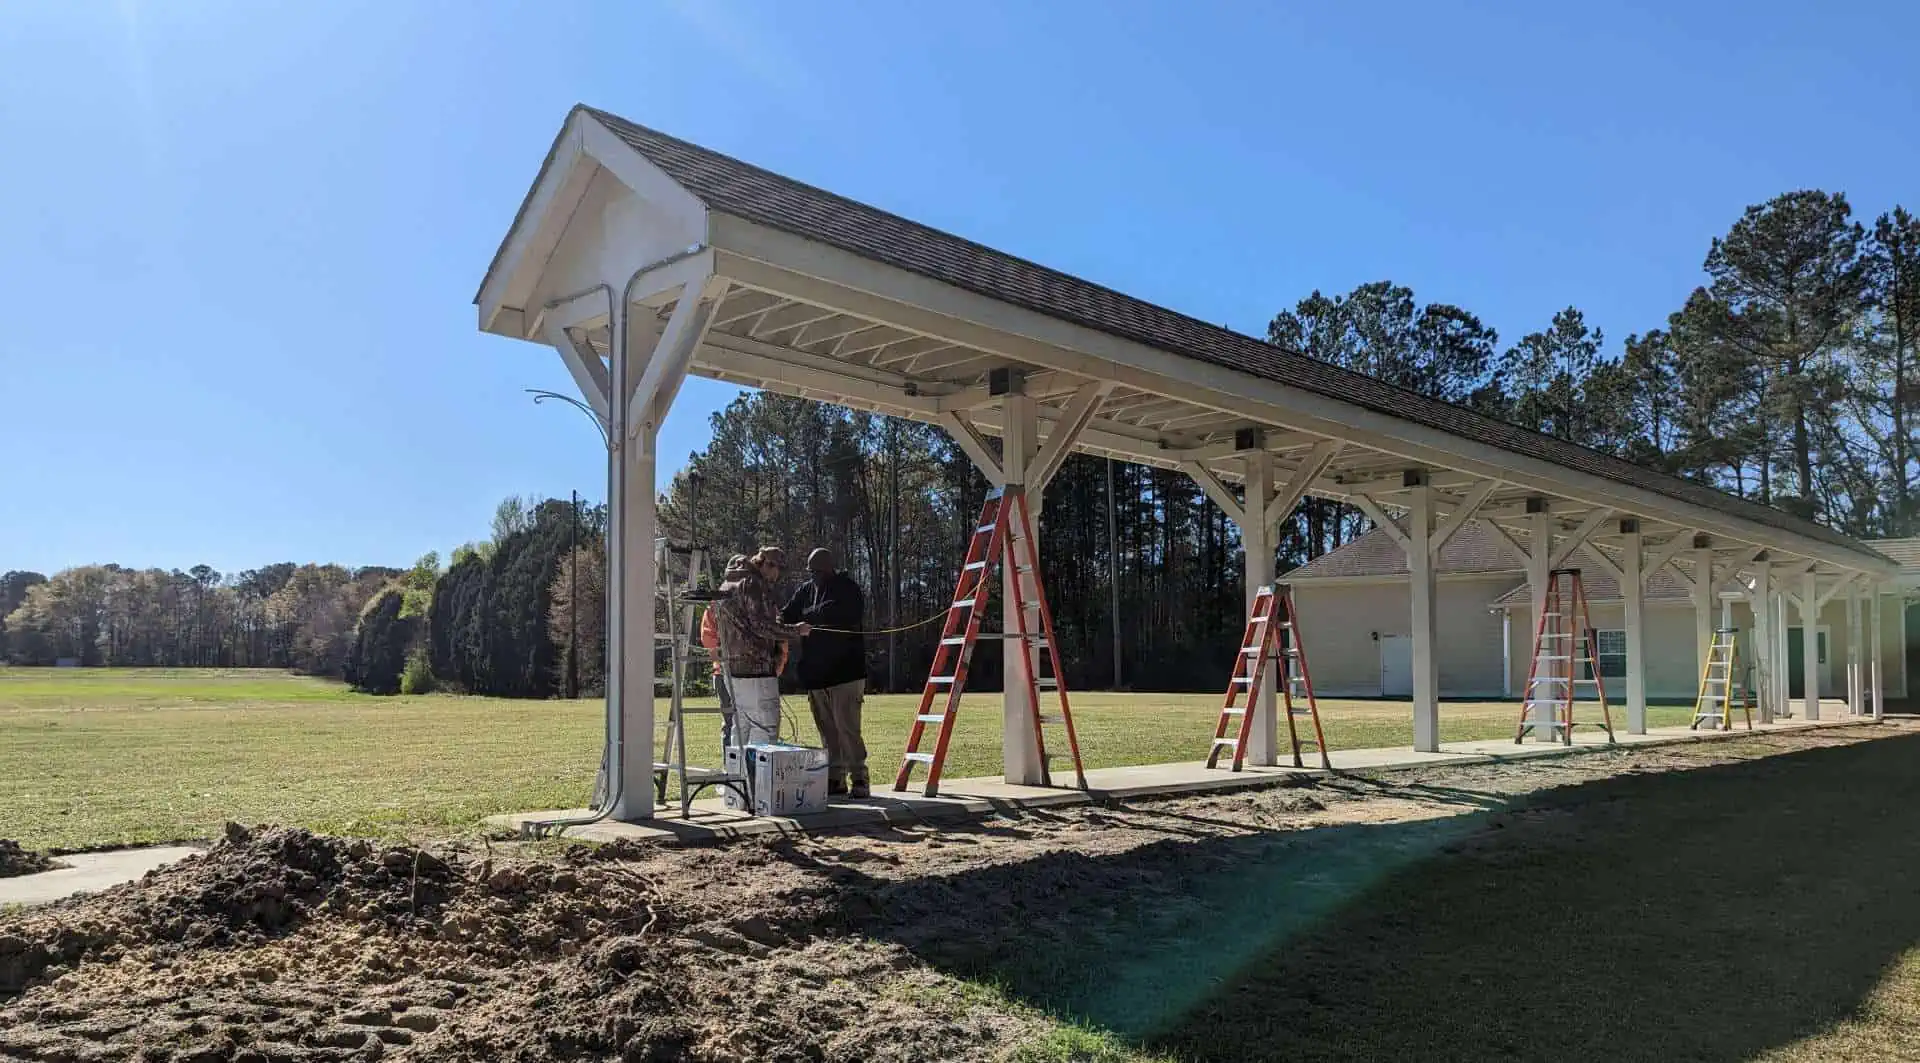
top-left (769, 731), bottom-right (1920, 1061)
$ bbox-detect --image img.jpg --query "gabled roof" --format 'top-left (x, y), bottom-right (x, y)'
top-left (1487, 554), bottom-right (1732, 607)
top-left (569, 106), bottom-right (1887, 566)
top-left (1285, 521), bottom-right (1522, 581)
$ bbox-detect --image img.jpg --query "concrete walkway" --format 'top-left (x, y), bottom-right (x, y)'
top-left (493, 710), bottom-right (1875, 845)
top-left (0, 846), bottom-right (203, 908)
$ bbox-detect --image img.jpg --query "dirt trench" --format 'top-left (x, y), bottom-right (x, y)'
top-left (0, 726), bottom-right (1893, 1062)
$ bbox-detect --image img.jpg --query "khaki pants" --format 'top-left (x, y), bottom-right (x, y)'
top-left (807, 679), bottom-right (867, 785)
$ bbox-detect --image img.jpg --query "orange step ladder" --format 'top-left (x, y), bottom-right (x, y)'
top-left (894, 486), bottom-right (1086, 796)
top-left (1514, 568), bottom-right (1616, 745)
top-left (1208, 584), bottom-right (1331, 771)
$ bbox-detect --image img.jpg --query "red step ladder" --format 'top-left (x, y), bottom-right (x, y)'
top-left (1209, 584), bottom-right (1330, 771)
top-left (1514, 568), bottom-right (1616, 745)
top-left (894, 486), bottom-right (1086, 796)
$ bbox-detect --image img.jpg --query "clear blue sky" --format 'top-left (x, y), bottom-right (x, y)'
top-left (3, 0), bottom-right (1915, 577)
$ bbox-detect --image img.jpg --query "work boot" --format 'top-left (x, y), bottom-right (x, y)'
top-left (828, 778), bottom-right (849, 796)
top-left (849, 779), bottom-right (870, 799)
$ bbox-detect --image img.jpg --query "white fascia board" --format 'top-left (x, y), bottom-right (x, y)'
top-left (704, 216), bottom-right (1895, 578)
top-left (477, 116), bottom-right (595, 335)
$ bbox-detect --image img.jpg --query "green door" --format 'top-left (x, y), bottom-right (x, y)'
top-left (1786, 627), bottom-right (1829, 700)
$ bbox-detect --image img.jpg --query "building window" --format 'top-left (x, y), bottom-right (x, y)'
top-left (1591, 629), bottom-right (1628, 679)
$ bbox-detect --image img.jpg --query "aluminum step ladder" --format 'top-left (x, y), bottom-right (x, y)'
top-left (647, 540), bottom-right (752, 817)
top-left (1209, 584), bottom-right (1330, 771)
top-left (1514, 568), bottom-right (1615, 746)
top-left (1691, 628), bottom-right (1753, 732)
top-left (894, 486), bottom-right (1086, 796)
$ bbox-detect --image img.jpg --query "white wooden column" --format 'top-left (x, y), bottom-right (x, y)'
top-left (1240, 451), bottom-right (1280, 765)
top-left (1621, 521), bottom-right (1646, 734)
top-left (604, 299), bottom-right (658, 821)
top-left (1801, 570), bottom-right (1822, 720)
top-left (1775, 591), bottom-right (1792, 718)
top-left (1752, 560), bottom-right (1773, 724)
top-left (1848, 585), bottom-right (1864, 716)
top-left (999, 389), bottom-right (1045, 785)
top-left (1871, 585), bottom-right (1885, 721)
top-left (1691, 545), bottom-right (1715, 690)
top-left (1523, 506), bottom-right (1553, 741)
top-left (1409, 478), bottom-right (1440, 752)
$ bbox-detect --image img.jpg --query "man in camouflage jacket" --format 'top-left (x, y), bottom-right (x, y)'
top-left (715, 546), bottom-right (809, 745)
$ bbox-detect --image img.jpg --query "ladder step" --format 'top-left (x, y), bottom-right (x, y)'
top-left (977, 523), bottom-right (995, 533)
top-left (964, 561), bottom-right (987, 571)
top-left (916, 714), bottom-right (947, 724)
top-left (929, 676), bottom-right (956, 685)
top-left (1212, 738), bottom-right (1240, 747)
top-left (952, 600), bottom-right (976, 609)
top-left (1038, 714), bottom-right (1064, 724)
top-left (1234, 677), bottom-right (1255, 686)
top-left (1221, 707), bottom-right (1246, 715)
top-left (941, 637), bottom-right (967, 646)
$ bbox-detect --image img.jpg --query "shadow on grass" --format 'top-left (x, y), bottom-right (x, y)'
top-left (774, 730), bottom-right (1920, 1062)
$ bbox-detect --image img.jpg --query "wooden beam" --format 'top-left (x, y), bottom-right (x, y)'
top-left (1642, 535), bottom-right (1692, 587)
top-left (1480, 520), bottom-right (1533, 567)
top-left (1032, 382), bottom-right (1115, 491)
top-left (1265, 441), bottom-right (1343, 528)
top-left (939, 411), bottom-right (1003, 482)
top-left (1351, 494), bottom-right (1409, 549)
top-left (1549, 508), bottom-right (1615, 568)
top-left (1183, 461), bottom-right (1245, 525)
top-left (545, 320), bottom-right (610, 424)
top-left (1431, 480), bottom-right (1498, 558)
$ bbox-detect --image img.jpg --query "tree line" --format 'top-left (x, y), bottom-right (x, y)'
top-left (5, 188), bottom-right (1913, 694)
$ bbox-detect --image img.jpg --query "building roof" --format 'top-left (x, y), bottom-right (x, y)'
top-left (574, 106), bottom-right (1886, 566)
top-left (1486, 553), bottom-right (1730, 607)
top-left (1867, 538), bottom-right (1920, 571)
top-left (1285, 519), bottom-right (1728, 605)
top-left (1285, 521), bottom-right (1522, 580)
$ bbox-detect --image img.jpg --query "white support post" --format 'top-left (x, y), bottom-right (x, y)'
top-left (1802, 570), bottom-right (1821, 721)
top-left (1752, 561), bottom-right (1773, 724)
top-left (1776, 590), bottom-right (1792, 719)
top-left (1241, 450), bottom-right (1280, 765)
top-left (999, 389), bottom-right (1045, 785)
top-left (604, 299), bottom-right (658, 821)
top-left (1622, 522), bottom-right (1646, 735)
top-left (1525, 507), bottom-right (1552, 741)
top-left (1848, 585), bottom-right (1864, 716)
top-left (1871, 586), bottom-right (1885, 721)
top-left (1691, 547), bottom-right (1715, 693)
top-left (1409, 477), bottom-right (1440, 752)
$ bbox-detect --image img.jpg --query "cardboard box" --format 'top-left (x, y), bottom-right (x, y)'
top-left (722, 743), bottom-right (829, 817)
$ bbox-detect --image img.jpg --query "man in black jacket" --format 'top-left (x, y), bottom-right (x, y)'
top-left (781, 548), bottom-right (870, 796)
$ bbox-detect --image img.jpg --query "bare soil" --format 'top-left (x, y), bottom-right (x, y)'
top-left (0, 841), bottom-right (58, 880)
top-left (0, 725), bottom-right (1899, 1062)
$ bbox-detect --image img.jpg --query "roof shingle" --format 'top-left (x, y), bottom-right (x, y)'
top-left (577, 107), bottom-right (1884, 564)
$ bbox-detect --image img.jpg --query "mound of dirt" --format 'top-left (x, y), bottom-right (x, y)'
top-left (0, 822), bottom-right (1037, 1061)
top-left (0, 840), bottom-right (58, 880)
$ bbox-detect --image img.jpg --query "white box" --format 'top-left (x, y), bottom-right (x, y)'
top-left (722, 743), bottom-right (829, 817)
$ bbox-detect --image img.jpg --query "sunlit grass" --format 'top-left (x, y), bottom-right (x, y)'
top-left (0, 667), bottom-right (1690, 851)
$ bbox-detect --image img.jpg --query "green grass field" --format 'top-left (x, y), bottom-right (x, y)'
top-left (0, 667), bottom-right (1693, 851)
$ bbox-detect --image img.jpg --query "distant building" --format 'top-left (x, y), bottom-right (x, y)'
top-left (1284, 521), bottom-right (1915, 704)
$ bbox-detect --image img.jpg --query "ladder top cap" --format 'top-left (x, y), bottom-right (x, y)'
top-left (1549, 567), bottom-right (1583, 576)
